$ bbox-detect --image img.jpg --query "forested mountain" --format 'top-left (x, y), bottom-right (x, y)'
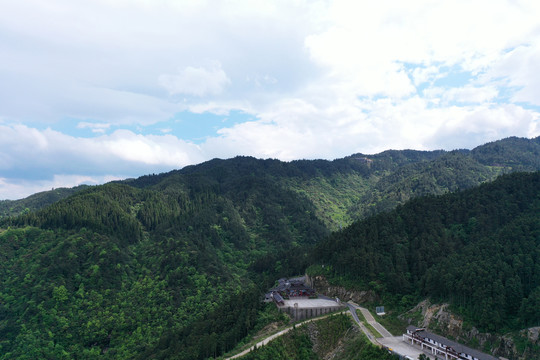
top-left (0, 185), bottom-right (88, 219)
top-left (0, 175), bottom-right (327, 358)
top-left (0, 136), bottom-right (539, 359)
top-left (310, 171), bottom-right (540, 333)
top-left (2, 136), bottom-right (539, 230)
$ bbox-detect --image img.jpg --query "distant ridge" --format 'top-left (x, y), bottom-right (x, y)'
top-left (2, 136), bottom-right (539, 229)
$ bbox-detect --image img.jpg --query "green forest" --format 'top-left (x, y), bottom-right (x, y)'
top-left (310, 171), bottom-right (540, 332)
top-left (0, 136), bottom-right (539, 359)
top-left (3, 136), bottom-right (540, 229)
top-left (0, 177), bottom-right (323, 359)
top-left (240, 314), bottom-right (398, 360)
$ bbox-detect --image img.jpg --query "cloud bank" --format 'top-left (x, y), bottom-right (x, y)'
top-left (0, 0), bottom-right (539, 199)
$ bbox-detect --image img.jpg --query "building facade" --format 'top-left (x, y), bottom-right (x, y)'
top-left (403, 326), bottom-right (499, 360)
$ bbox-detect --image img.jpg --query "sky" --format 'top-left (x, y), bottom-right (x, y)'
top-left (1, 0), bottom-right (540, 200)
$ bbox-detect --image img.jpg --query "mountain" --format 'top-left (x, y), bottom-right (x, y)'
top-left (0, 173), bottom-right (329, 358)
top-left (0, 136), bottom-right (539, 359)
top-left (310, 171), bottom-right (540, 334)
top-left (0, 185), bottom-right (88, 219)
top-left (3, 136), bottom-right (539, 231)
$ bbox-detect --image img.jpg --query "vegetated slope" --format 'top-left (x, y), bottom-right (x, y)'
top-left (129, 136), bottom-right (540, 230)
top-left (0, 177), bottom-right (328, 359)
top-left (471, 135), bottom-right (540, 170)
top-left (3, 136), bottom-right (539, 229)
top-left (239, 313), bottom-right (398, 360)
top-left (0, 136), bottom-right (539, 359)
top-left (0, 185), bottom-right (88, 218)
top-left (354, 151), bottom-right (499, 218)
top-left (311, 171), bottom-right (540, 334)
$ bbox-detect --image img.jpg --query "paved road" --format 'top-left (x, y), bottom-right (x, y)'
top-left (378, 336), bottom-right (426, 359)
top-left (356, 306), bottom-right (393, 338)
top-left (346, 303), bottom-right (379, 346)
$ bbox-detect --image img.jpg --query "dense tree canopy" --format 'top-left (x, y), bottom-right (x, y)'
top-left (311, 172), bottom-right (540, 331)
top-left (3, 136), bottom-right (540, 230)
top-left (1, 136), bottom-right (540, 358)
top-left (0, 172), bottom-right (328, 358)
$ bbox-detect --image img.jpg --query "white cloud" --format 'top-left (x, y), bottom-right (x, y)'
top-left (439, 85), bottom-right (499, 104)
top-left (159, 62), bottom-right (231, 96)
top-left (427, 104), bottom-right (540, 149)
top-left (0, 123), bottom-right (207, 199)
top-left (100, 130), bottom-right (204, 166)
top-left (485, 41), bottom-right (540, 106)
top-left (1, 0), bottom-right (540, 199)
top-left (305, 0), bottom-right (540, 99)
top-left (203, 96), bottom-right (540, 160)
top-left (0, 175), bottom-right (117, 201)
top-left (77, 122), bottom-right (111, 133)
top-left (411, 66), bottom-right (441, 86)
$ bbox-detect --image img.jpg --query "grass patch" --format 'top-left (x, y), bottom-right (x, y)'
top-left (356, 309), bottom-right (367, 322)
top-left (337, 331), bottom-right (400, 360)
top-left (374, 313), bottom-right (408, 336)
top-left (365, 322), bottom-right (383, 338)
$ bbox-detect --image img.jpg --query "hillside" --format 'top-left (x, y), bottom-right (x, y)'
top-left (309, 171), bottom-right (540, 356)
top-left (0, 177), bottom-right (328, 359)
top-left (0, 136), bottom-right (539, 359)
top-left (2, 136), bottom-right (539, 230)
top-left (237, 314), bottom-right (398, 360)
top-left (0, 185), bottom-right (88, 219)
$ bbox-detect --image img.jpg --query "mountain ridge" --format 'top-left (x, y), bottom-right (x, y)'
top-left (3, 136), bottom-right (539, 231)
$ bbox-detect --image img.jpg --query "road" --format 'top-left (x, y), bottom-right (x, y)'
top-left (225, 302), bottom-right (393, 359)
top-left (348, 304), bottom-right (431, 359)
top-left (225, 311), bottom-right (344, 359)
top-left (346, 303), bottom-right (379, 346)
top-left (354, 305), bottom-right (393, 338)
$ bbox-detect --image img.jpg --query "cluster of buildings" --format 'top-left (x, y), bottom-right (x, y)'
top-left (265, 277), bottom-right (316, 305)
top-left (403, 326), bottom-right (499, 360)
top-left (265, 277), bottom-right (344, 321)
top-left (263, 276), bottom-right (502, 360)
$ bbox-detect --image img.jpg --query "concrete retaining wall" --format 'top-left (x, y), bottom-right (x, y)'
top-left (281, 305), bottom-right (344, 321)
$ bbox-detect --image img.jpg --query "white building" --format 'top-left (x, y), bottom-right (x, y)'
top-left (403, 326), bottom-right (499, 360)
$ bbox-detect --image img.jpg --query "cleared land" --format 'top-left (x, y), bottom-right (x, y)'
top-left (282, 298), bottom-right (341, 308)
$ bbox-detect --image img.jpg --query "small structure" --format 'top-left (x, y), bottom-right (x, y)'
top-left (271, 292), bottom-right (285, 306)
top-left (266, 276), bottom-right (344, 321)
top-left (280, 298), bottom-right (344, 321)
top-left (267, 277), bottom-right (316, 300)
top-left (403, 326), bottom-right (498, 360)
top-left (376, 306), bottom-right (385, 315)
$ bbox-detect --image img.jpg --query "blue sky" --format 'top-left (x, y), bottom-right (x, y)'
top-left (1, 0), bottom-right (540, 199)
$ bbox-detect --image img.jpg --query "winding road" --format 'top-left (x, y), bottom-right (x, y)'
top-left (225, 302), bottom-right (393, 359)
top-left (225, 311), bottom-right (345, 360)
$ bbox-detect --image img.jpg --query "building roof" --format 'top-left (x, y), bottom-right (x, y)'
top-left (271, 278), bottom-right (314, 293)
top-left (273, 292), bottom-right (284, 304)
top-left (406, 326), bottom-right (498, 360)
